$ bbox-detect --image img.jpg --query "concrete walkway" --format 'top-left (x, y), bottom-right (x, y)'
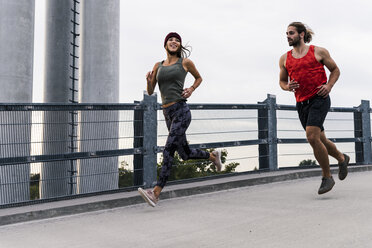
top-left (1, 165), bottom-right (371, 226)
top-left (1, 169), bottom-right (372, 248)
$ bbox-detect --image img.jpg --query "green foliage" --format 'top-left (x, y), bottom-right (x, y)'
top-left (156, 148), bottom-right (239, 181)
top-left (118, 160), bottom-right (134, 187)
top-left (29, 149), bottom-right (238, 194)
top-left (29, 150), bottom-right (238, 195)
top-left (30, 173), bottom-right (40, 200)
top-left (299, 159), bottom-right (317, 167)
top-left (118, 149), bottom-right (239, 187)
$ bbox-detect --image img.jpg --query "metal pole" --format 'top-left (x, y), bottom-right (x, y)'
top-left (361, 100), bottom-right (371, 164)
top-left (354, 106), bottom-right (364, 164)
top-left (354, 100), bottom-right (371, 164)
top-left (133, 101), bottom-right (144, 186)
top-left (142, 92), bottom-right (158, 188)
top-left (258, 94), bottom-right (277, 170)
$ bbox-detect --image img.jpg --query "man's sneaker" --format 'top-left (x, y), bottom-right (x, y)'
top-left (338, 153), bottom-right (349, 180)
top-left (318, 177), bottom-right (335, 195)
top-left (212, 149), bottom-right (222, 172)
top-left (138, 188), bottom-right (158, 207)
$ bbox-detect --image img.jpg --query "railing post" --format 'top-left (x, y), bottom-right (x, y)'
top-left (141, 92), bottom-right (158, 188)
top-left (258, 94), bottom-right (278, 170)
top-left (354, 100), bottom-right (371, 164)
top-left (133, 101), bottom-right (144, 186)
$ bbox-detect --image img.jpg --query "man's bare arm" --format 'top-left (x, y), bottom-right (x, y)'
top-left (315, 47), bottom-right (340, 97)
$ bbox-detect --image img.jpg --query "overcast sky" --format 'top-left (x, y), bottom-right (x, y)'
top-left (33, 0), bottom-right (372, 107)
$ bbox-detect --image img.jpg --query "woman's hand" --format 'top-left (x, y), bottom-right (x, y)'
top-left (146, 63), bottom-right (159, 95)
top-left (146, 71), bottom-right (153, 84)
top-left (181, 87), bottom-right (194, 98)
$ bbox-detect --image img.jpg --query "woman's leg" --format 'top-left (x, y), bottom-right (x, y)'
top-left (175, 103), bottom-right (221, 170)
top-left (176, 104), bottom-right (210, 160)
top-left (155, 103), bottom-right (189, 195)
top-left (154, 102), bottom-right (222, 197)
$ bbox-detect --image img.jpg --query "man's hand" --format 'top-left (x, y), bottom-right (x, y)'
top-left (317, 84), bottom-right (331, 98)
top-left (288, 79), bottom-right (300, 92)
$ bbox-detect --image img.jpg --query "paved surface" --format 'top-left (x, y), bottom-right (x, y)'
top-left (2, 165), bottom-right (372, 226)
top-left (1, 170), bottom-right (372, 248)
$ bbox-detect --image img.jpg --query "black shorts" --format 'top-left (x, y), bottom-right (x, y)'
top-left (296, 95), bottom-right (330, 131)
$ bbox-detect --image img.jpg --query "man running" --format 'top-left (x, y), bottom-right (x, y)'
top-left (279, 22), bottom-right (349, 194)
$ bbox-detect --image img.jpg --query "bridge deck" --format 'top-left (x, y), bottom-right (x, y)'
top-left (0, 167), bottom-right (372, 247)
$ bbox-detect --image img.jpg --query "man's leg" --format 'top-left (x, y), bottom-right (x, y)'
top-left (306, 126), bottom-right (331, 177)
top-left (320, 131), bottom-right (349, 180)
top-left (306, 126), bottom-right (336, 194)
top-left (320, 131), bottom-right (344, 162)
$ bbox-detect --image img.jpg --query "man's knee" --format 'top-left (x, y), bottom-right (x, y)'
top-left (306, 127), bottom-right (321, 146)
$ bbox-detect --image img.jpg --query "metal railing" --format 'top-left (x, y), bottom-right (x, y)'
top-left (0, 93), bottom-right (371, 207)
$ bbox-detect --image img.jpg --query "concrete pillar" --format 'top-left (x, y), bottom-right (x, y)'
top-left (0, 0), bottom-right (35, 204)
top-left (41, 0), bottom-right (79, 198)
top-left (79, 0), bottom-right (120, 193)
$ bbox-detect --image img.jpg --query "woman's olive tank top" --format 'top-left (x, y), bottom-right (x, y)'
top-left (156, 57), bottom-right (188, 105)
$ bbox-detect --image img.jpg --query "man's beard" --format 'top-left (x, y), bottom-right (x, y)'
top-left (288, 35), bottom-right (300, 47)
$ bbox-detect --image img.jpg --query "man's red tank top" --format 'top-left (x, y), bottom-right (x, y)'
top-left (285, 45), bottom-right (327, 102)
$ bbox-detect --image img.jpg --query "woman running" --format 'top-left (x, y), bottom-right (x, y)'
top-left (138, 32), bottom-right (222, 207)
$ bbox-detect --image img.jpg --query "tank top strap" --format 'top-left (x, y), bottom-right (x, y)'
top-left (159, 58), bottom-right (182, 67)
top-left (287, 50), bottom-right (293, 58)
top-left (309, 45), bottom-right (315, 54)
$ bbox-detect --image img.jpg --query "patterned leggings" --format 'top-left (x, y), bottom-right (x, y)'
top-left (157, 101), bottom-right (210, 188)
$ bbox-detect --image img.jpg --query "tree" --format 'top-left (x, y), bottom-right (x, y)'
top-left (299, 159), bottom-right (317, 167)
top-left (156, 148), bottom-right (239, 182)
top-left (118, 160), bottom-right (134, 187)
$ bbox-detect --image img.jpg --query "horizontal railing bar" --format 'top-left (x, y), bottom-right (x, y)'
top-left (158, 116), bottom-right (267, 122)
top-left (276, 104), bottom-right (359, 113)
top-left (0, 148), bottom-right (141, 166)
top-left (0, 103), bottom-right (365, 112)
top-left (329, 107), bottom-right (359, 112)
top-left (156, 139), bottom-right (267, 152)
top-left (0, 103), bottom-right (143, 111)
top-left (189, 139), bottom-right (267, 149)
top-left (158, 130), bottom-right (259, 137)
top-left (277, 138), bottom-right (308, 144)
top-left (277, 129), bottom-right (354, 132)
top-left (276, 104), bottom-right (296, 111)
top-left (0, 119), bottom-right (140, 126)
top-left (278, 138), bottom-right (359, 144)
top-left (277, 117), bottom-right (354, 121)
top-left (0, 136), bottom-right (137, 146)
top-left (187, 103), bottom-right (267, 110)
top-left (183, 117), bottom-right (258, 121)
